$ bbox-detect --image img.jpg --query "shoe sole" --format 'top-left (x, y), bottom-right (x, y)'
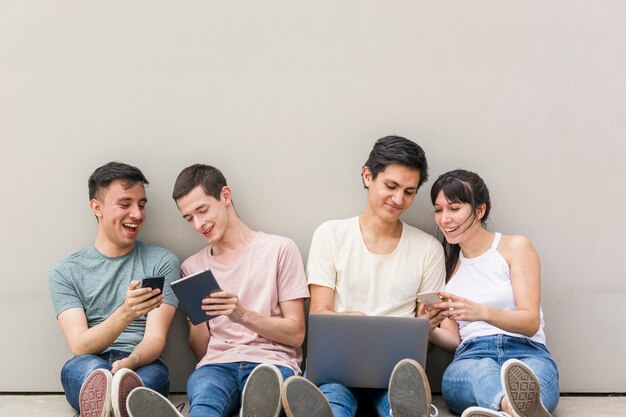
top-left (461, 406), bottom-right (507, 417)
top-left (388, 359), bottom-right (431, 417)
top-left (111, 369), bottom-right (144, 417)
top-left (126, 387), bottom-right (183, 417)
top-left (281, 376), bottom-right (333, 417)
top-left (79, 369), bottom-right (112, 417)
top-left (240, 364), bottom-right (283, 417)
top-left (501, 360), bottom-right (551, 417)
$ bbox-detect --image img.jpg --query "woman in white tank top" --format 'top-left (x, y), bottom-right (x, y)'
top-left (421, 169), bottom-right (559, 417)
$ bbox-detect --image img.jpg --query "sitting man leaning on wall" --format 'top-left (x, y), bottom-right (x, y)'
top-left (125, 163), bottom-right (310, 417)
top-left (49, 161), bottom-right (180, 417)
top-left (281, 136), bottom-right (446, 417)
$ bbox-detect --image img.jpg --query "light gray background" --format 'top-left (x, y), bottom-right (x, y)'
top-left (2, 1), bottom-right (625, 393)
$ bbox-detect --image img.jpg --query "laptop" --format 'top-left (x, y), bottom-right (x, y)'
top-left (305, 314), bottom-right (429, 389)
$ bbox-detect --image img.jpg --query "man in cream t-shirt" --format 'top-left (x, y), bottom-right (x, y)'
top-left (282, 136), bottom-right (446, 417)
top-left (126, 164), bottom-right (309, 417)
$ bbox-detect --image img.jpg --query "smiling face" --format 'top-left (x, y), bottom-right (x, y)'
top-left (362, 163), bottom-right (421, 223)
top-left (91, 179), bottom-right (147, 256)
top-left (176, 184), bottom-right (231, 245)
top-left (433, 190), bottom-right (483, 245)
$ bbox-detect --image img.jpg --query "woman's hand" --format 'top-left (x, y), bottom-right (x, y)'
top-left (434, 292), bottom-right (488, 323)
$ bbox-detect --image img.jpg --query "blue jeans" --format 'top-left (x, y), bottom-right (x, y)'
top-left (60, 350), bottom-right (170, 412)
top-left (319, 384), bottom-right (390, 417)
top-left (186, 362), bottom-right (294, 417)
top-left (442, 334), bottom-right (560, 414)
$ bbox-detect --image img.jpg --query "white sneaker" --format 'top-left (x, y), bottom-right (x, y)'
top-left (388, 359), bottom-right (438, 417)
top-left (79, 368), bottom-right (112, 417)
top-left (501, 359), bottom-right (551, 417)
top-left (461, 406), bottom-right (512, 417)
top-left (111, 368), bottom-right (144, 417)
top-left (240, 364), bottom-right (283, 417)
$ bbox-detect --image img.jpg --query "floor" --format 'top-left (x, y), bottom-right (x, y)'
top-left (1, 394), bottom-right (625, 417)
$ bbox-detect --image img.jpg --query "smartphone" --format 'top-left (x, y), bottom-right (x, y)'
top-left (417, 291), bottom-right (443, 305)
top-left (141, 276), bottom-right (165, 297)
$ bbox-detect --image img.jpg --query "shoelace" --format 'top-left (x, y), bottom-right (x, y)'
top-left (430, 403), bottom-right (439, 417)
top-left (175, 402), bottom-right (186, 413)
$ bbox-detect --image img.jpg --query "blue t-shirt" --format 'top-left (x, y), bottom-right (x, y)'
top-left (49, 241), bottom-right (180, 354)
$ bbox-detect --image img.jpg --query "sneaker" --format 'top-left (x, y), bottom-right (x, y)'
top-left (501, 359), bottom-right (551, 417)
top-left (388, 359), bottom-right (437, 417)
top-left (79, 368), bottom-right (112, 417)
top-left (111, 368), bottom-right (144, 417)
top-left (241, 364), bottom-right (283, 417)
top-left (281, 376), bottom-right (333, 417)
top-left (126, 387), bottom-right (183, 417)
top-left (461, 406), bottom-right (512, 417)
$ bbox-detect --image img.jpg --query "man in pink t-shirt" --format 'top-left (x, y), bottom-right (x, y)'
top-left (125, 164), bottom-right (309, 417)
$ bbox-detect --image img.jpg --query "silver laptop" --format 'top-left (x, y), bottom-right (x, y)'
top-left (305, 314), bottom-right (429, 389)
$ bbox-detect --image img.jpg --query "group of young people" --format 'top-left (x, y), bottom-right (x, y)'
top-left (49, 136), bottom-right (559, 417)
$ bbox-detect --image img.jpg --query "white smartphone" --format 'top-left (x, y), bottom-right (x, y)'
top-left (417, 291), bottom-right (443, 305)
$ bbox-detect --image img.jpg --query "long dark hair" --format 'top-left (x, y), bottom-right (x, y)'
top-left (430, 169), bottom-right (491, 280)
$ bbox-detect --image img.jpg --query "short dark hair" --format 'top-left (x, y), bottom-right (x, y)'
top-left (172, 164), bottom-right (227, 201)
top-left (363, 135), bottom-right (429, 188)
top-left (88, 161), bottom-right (148, 200)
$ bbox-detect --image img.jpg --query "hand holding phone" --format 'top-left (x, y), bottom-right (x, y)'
top-left (141, 276), bottom-right (165, 298)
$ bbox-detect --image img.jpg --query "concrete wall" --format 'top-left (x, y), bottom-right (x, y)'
top-left (2, 1), bottom-right (625, 393)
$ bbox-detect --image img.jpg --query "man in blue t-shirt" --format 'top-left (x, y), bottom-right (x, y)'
top-left (49, 162), bottom-right (180, 417)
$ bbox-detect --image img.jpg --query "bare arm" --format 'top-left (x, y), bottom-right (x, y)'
top-left (202, 292), bottom-right (307, 347)
top-left (58, 281), bottom-right (164, 356)
top-left (188, 321), bottom-right (210, 361)
top-left (435, 236), bottom-right (542, 337)
top-left (309, 284), bottom-right (365, 316)
top-left (110, 303), bottom-right (176, 373)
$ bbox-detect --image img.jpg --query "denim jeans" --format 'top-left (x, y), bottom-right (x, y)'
top-left (186, 362), bottom-right (294, 417)
top-left (60, 350), bottom-right (170, 412)
top-left (442, 334), bottom-right (560, 414)
top-left (319, 383), bottom-right (391, 417)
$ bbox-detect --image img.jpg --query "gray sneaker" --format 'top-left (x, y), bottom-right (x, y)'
top-left (126, 387), bottom-right (183, 417)
top-left (79, 369), bottom-right (112, 417)
top-left (240, 364), bottom-right (283, 417)
top-left (111, 368), bottom-right (144, 417)
top-left (388, 359), bottom-right (437, 417)
top-left (501, 359), bottom-right (551, 417)
top-left (281, 376), bottom-right (333, 417)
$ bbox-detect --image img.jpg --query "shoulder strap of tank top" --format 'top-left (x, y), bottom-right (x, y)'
top-left (491, 232), bottom-right (502, 249)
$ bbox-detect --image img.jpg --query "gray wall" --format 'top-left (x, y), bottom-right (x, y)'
top-left (2, 1), bottom-right (625, 393)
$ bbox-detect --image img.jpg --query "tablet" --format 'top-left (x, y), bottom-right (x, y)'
top-left (171, 268), bottom-right (222, 325)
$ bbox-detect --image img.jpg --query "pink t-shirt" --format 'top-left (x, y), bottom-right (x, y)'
top-left (181, 232), bottom-right (310, 374)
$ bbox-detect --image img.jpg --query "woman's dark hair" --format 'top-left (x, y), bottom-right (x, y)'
top-left (430, 169), bottom-right (491, 280)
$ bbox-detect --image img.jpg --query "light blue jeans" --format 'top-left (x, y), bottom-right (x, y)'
top-left (186, 362), bottom-right (294, 417)
top-left (60, 350), bottom-right (170, 412)
top-left (442, 334), bottom-right (560, 414)
top-left (319, 384), bottom-right (391, 417)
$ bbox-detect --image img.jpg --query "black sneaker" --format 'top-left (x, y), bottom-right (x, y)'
top-left (240, 364), bottom-right (284, 417)
top-left (126, 387), bottom-right (184, 417)
top-left (281, 376), bottom-right (333, 417)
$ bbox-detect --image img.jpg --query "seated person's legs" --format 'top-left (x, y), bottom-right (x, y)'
top-left (61, 354), bottom-right (111, 411)
top-left (319, 383), bottom-right (358, 417)
top-left (442, 357), bottom-right (503, 414)
top-left (187, 363), bottom-right (240, 417)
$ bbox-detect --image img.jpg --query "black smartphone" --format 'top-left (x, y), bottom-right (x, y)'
top-left (141, 276), bottom-right (165, 298)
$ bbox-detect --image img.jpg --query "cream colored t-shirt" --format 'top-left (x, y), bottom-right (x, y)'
top-left (307, 217), bottom-right (445, 317)
top-left (181, 232), bottom-right (310, 374)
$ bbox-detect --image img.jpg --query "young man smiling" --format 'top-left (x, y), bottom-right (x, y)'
top-left (281, 136), bottom-right (446, 417)
top-left (49, 162), bottom-right (180, 417)
top-left (125, 164), bottom-right (309, 417)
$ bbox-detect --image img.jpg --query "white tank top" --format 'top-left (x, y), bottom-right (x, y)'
top-left (444, 232), bottom-right (546, 344)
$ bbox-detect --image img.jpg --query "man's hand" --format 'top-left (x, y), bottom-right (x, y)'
top-left (201, 291), bottom-right (247, 323)
top-left (111, 353), bottom-right (139, 374)
top-left (121, 280), bottom-right (164, 320)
